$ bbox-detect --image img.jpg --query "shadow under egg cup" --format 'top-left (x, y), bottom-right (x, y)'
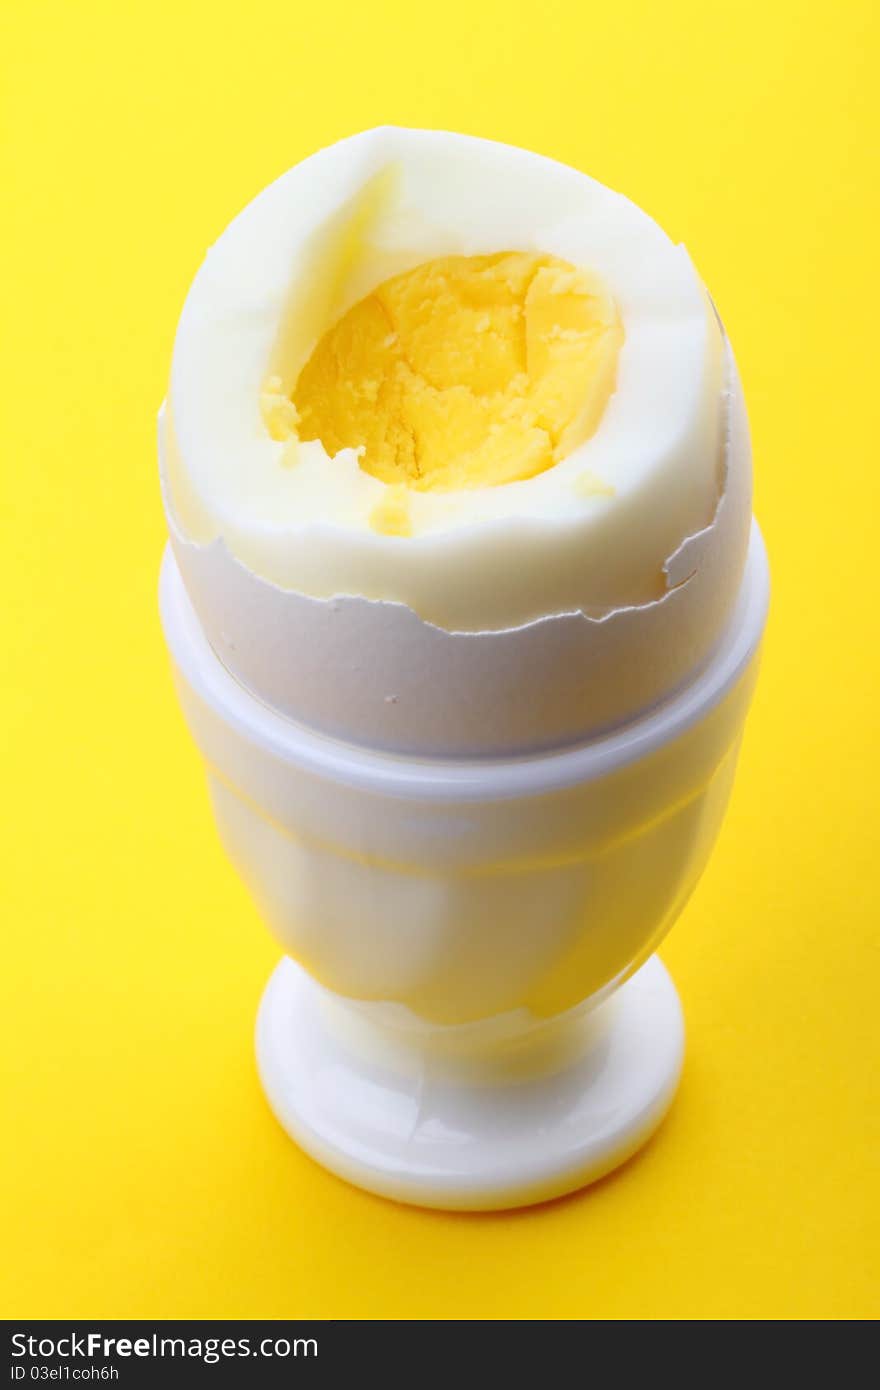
top-left (160, 522), bottom-right (768, 1210)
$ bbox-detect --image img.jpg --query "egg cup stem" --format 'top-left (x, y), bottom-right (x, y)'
top-left (255, 953), bottom-right (684, 1211)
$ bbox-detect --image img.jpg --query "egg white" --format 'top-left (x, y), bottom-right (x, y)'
top-left (166, 127), bottom-right (726, 631)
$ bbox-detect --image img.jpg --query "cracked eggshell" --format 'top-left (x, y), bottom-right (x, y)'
top-left (159, 344), bottom-right (752, 757)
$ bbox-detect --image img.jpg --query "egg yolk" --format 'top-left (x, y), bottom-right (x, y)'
top-left (292, 252), bottom-right (623, 497)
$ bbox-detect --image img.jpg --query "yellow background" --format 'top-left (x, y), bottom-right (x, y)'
top-left (2, 0), bottom-right (878, 1321)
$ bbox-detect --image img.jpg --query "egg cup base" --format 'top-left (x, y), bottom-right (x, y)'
top-left (255, 952), bottom-right (684, 1211)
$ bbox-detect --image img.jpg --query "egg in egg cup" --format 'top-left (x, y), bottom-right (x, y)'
top-left (159, 129), bottom-right (768, 1209)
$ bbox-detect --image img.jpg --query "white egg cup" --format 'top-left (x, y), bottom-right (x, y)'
top-left (160, 523), bottom-right (768, 1210)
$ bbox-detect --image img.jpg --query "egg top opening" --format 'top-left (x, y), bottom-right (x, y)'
top-left (288, 252), bottom-right (623, 514)
top-left (165, 127), bottom-right (732, 631)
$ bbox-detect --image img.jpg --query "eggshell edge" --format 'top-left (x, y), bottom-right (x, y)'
top-left (158, 342), bottom-right (752, 756)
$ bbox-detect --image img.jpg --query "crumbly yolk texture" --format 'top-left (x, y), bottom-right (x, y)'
top-left (291, 252), bottom-right (623, 501)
